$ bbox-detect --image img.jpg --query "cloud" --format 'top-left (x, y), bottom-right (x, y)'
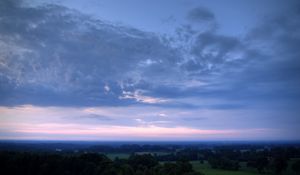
top-left (187, 7), bottom-right (215, 22)
top-left (0, 0), bottom-right (300, 140)
top-left (119, 90), bottom-right (169, 104)
top-left (80, 114), bottom-right (113, 121)
top-left (228, 5), bottom-right (300, 104)
top-left (0, 0), bottom-right (300, 118)
top-left (161, 2), bottom-right (300, 111)
top-left (0, 0), bottom-right (264, 109)
top-left (0, 1), bottom-right (181, 107)
top-left (182, 31), bottom-right (247, 74)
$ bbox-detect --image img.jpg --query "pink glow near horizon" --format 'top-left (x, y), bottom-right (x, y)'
top-left (0, 105), bottom-right (274, 140)
top-left (0, 122), bottom-right (272, 140)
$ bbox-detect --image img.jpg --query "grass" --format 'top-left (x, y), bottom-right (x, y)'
top-left (104, 153), bottom-right (298, 175)
top-left (191, 161), bottom-right (260, 175)
top-left (105, 152), bottom-right (170, 160)
top-left (191, 160), bottom-right (298, 175)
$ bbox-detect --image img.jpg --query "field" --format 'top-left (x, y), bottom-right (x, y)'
top-left (1, 142), bottom-right (299, 175)
top-left (106, 153), bottom-right (260, 175)
top-left (105, 152), bottom-right (170, 160)
top-left (191, 160), bottom-right (298, 175)
top-left (105, 153), bottom-right (298, 175)
top-left (191, 161), bottom-right (259, 175)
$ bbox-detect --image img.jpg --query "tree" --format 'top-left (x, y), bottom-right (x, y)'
top-left (161, 162), bottom-right (178, 175)
top-left (208, 157), bottom-right (239, 170)
top-left (271, 156), bottom-right (287, 174)
top-left (257, 157), bottom-right (268, 173)
top-left (184, 172), bottom-right (205, 175)
top-left (128, 154), bottom-right (158, 171)
top-left (176, 159), bottom-right (193, 174)
top-left (292, 160), bottom-right (300, 173)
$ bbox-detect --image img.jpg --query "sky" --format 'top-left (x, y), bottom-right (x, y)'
top-left (0, 0), bottom-right (299, 141)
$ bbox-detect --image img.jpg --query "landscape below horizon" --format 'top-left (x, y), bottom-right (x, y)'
top-left (1, 140), bottom-right (300, 175)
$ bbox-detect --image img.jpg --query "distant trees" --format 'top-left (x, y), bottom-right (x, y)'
top-left (206, 149), bottom-right (240, 171)
top-left (128, 154), bottom-right (158, 171)
top-left (0, 152), bottom-right (204, 175)
top-left (1, 144), bottom-right (300, 175)
top-left (0, 152), bottom-right (117, 175)
top-left (247, 156), bottom-right (269, 173)
top-left (156, 159), bottom-right (202, 175)
top-left (126, 154), bottom-right (204, 175)
top-left (292, 160), bottom-right (300, 173)
top-left (208, 157), bottom-right (240, 170)
top-left (270, 156), bottom-right (288, 174)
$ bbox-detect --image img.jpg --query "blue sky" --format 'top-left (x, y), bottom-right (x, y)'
top-left (0, 0), bottom-right (299, 140)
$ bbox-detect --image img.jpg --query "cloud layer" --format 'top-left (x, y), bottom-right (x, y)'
top-left (0, 0), bottom-right (300, 140)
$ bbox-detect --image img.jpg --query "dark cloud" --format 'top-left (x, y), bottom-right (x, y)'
top-left (145, 3), bottom-right (300, 112)
top-left (193, 7), bottom-right (300, 109)
top-left (0, 1), bottom-right (181, 107)
top-left (186, 7), bottom-right (215, 22)
top-left (184, 32), bottom-right (245, 73)
top-left (0, 0), bottom-right (299, 113)
top-left (238, 5), bottom-right (300, 97)
top-left (0, 0), bottom-right (21, 9)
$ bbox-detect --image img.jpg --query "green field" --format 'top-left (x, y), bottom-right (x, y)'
top-left (105, 153), bottom-right (298, 175)
top-left (105, 152), bottom-right (170, 160)
top-left (191, 160), bottom-right (298, 175)
top-left (191, 161), bottom-right (259, 175)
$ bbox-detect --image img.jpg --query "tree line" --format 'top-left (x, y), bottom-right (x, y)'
top-left (153, 146), bottom-right (300, 174)
top-left (1, 143), bottom-right (300, 174)
top-left (0, 151), bottom-right (204, 175)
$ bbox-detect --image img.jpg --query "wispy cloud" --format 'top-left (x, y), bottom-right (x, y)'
top-left (119, 90), bottom-right (169, 104)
